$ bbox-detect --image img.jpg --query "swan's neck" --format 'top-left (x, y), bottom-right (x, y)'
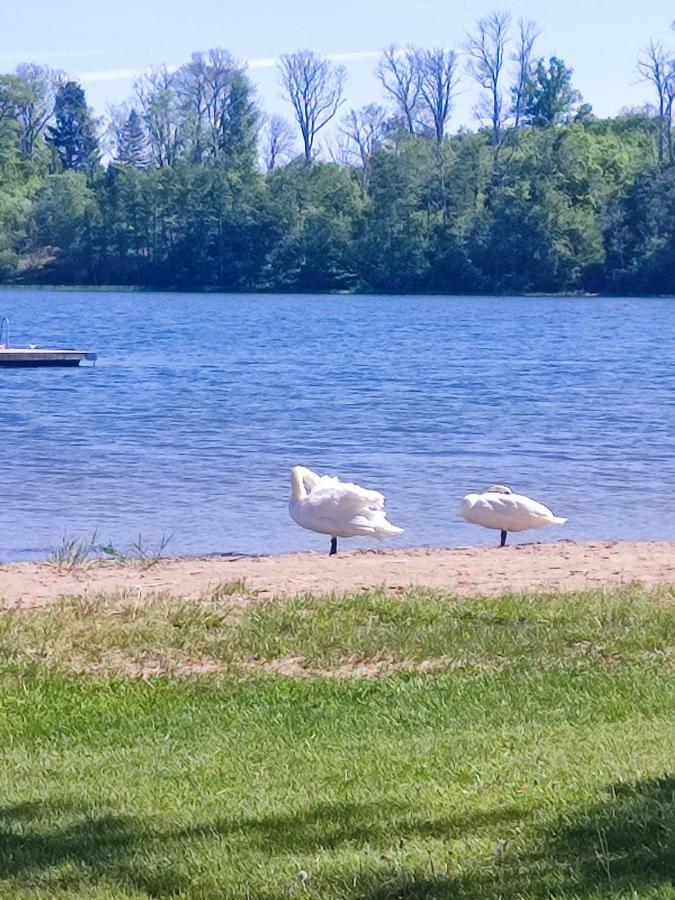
top-left (290, 468), bottom-right (307, 501)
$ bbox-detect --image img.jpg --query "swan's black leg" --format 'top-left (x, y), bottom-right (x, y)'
top-left (329, 537), bottom-right (338, 556)
top-left (500, 530), bottom-right (507, 547)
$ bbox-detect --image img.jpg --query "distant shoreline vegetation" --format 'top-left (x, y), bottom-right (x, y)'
top-left (0, 15), bottom-right (674, 295)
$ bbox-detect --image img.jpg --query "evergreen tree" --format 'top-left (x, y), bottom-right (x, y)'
top-left (46, 81), bottom-right (99, 174)
top-left (116, 109), bottom-right (150, 168)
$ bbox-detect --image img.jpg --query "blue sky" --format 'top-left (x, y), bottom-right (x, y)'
top-left (2, 0), bottom-right (673, 132)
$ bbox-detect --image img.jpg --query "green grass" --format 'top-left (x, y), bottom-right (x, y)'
top-left (0, 586), bottom-right (672, 898)
top-left (48, 533), bottom-right (173, 572)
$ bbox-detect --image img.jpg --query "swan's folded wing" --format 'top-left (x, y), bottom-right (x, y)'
top-left (483, 494), bottom-right (559, 530)
top-left (294, 481), bottom-right (402, 538)
top-left (460, 494), bottom-right (508, 529)
top-left (508, 493), bottom-right (559, 520)
top-left (309, 479), bottom-right (385, 508)
top-left (303, 484), bottom-right (387, 531)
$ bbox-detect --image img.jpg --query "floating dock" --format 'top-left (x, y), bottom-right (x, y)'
top-left (0, 317), bottom-right (96, 367)
top-left (0, 348), bottom-right (97, 367)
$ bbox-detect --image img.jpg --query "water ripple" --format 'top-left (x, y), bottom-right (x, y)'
top-left (0, 291), bottom-right (673, 559)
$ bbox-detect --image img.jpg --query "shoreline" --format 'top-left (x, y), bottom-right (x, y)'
top-left (1, 285), bottom-right (674, 299)
top-left (1, 539), bottom-right (674, 609)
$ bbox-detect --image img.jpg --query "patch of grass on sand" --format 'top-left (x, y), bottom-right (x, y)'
top-left (0, 585), bottom-right (672, 898)
top-left (48, 533), bottom-right (173, 572)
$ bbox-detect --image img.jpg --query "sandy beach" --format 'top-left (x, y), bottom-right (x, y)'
top-left (0, 539), bottom-right (673, 609)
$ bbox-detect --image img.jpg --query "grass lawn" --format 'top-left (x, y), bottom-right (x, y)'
top-left (0, 585), bottom-right (672, 898)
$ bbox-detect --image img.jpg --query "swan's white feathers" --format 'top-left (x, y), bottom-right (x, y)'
top-left (306, 479), bottom-right (386, 509)
top-left (460, 489), bottom-right (567, 533)
top-left (289, 466), bottom-right (402, 540)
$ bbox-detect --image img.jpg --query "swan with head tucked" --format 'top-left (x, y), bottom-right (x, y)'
top-left (459, 484), bottom-right (567, 547)
top-left (289, 465), bottom-right (403, 555)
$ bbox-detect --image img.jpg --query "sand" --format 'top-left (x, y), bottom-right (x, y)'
top-left (0, 540), bottom-right (674, 609)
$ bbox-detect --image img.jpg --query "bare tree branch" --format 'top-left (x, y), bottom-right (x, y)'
top-left (376, 45), bottom-right (422, 134)
top-left (278, 50), bottom-right (346, 162)
top-left (416, 47), bottom-right (460, 142)
top-left (104, 100), bottom-right (133, 158)
top-left (340, 104), bottom-right (389, 189)
top-left (637, 39), bottom-right (675, 163)
top-left (511, 18), bottom-right (540, 127)
top-left (135, 65), bottom-right (182, 167)
top-left (170, 49), bottom-right (257, 163)
top-left (262, 113), bottom-right (296, 170)
top-left (465, 10), bottom-right (511, 149)
top-left (14, 64), bottom-right (62, 157)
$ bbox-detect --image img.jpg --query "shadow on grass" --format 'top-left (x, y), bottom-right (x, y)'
top-left (0, 799), bottom-right (189, 896)
top-left (0, 800), bottom-right (135, 877)
top-left (549, 775), bottom-right (675, 894)
top-left (178, 799), bottom-right (528, 851)
top-left (0, 777), bottom-right (672, 898)
top-left (359, 775), bottom-right (675, 899)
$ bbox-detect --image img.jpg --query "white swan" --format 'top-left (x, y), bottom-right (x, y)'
top-left (289, 465), bottom-right (403, 555)
top-left (459, 484), bottom-right (567, 546)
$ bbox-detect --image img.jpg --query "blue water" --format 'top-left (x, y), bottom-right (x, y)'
top-left (0, 290), bottom-right (673, 561)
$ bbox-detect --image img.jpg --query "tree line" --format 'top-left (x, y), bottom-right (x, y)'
top-left (0, 11), bottom-right (673, 294)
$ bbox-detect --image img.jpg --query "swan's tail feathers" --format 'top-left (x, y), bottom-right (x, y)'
top-left (550, 516), bottom-right (567, 526)
top-left (351, 510), bottom-right (404, 539)
top-left (369, 513), bottom-right (404, 539)
top-left (375, 522), bottom-right (404, 538)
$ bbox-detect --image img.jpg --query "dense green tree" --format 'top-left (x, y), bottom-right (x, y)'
top-left (603, 166), bottom-right (675, 292)
top-left (0, 189), bottom-right (32, 278)
top-left (46, 81), bottom-right (100, 174)
top-left (213, 69), bottom-right (259, 168)
top-left (522, 57), bottom-right (582, 127)
top-left (356, 135), bottom-right (435, 290)
top-left (0, 41), bottom-right (671, 294)
top-left (263, 161), bottom-right (362, 289)
top-left (0, 76), bottom-right (25, 132)
top-left (32, 171), bottom-right (100, 279)
top-left (98, 164), bottom-right (152, 282)
top-left (163, 164), bottom-right (269, 288)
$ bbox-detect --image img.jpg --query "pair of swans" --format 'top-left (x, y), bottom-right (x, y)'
top-left (289, 466), bottom-right (566, 554)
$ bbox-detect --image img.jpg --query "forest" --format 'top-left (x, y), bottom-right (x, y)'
top-left (0, 12), bottom-right (673, 295)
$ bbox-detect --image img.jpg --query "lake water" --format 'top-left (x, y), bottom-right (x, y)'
top-left (0, 290), bottom-right (673, 561)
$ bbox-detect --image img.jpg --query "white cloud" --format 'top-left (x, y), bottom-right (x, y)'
top-left (0, 49), bottom-right (121, 64)
top-left (246, 57), bottom-right (279, 70)
top-left (78, 50), bottom-right (381, 84)
top-left (318, 50), bottom-right (381, 64)
top-left (79, 67), bottom-right (147, 83)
